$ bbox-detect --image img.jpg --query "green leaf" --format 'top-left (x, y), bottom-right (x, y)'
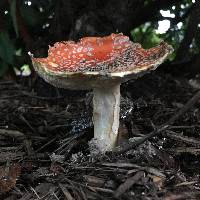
top-left (10, 0), bottom-right (19, 37)
top-left (0, 32), bottom-right (15, 65)
top-left (131, 23), bottom-right (161, 49)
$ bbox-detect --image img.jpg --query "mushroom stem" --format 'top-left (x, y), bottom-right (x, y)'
top-left (92, 82), bottom-right (121, 152)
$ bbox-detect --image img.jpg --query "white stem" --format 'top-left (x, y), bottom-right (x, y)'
top-left (92, 82), bottom-right (121, 152)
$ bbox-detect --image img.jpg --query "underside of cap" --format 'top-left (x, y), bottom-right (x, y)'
top-left (31, 33), bottom-right (173, 90)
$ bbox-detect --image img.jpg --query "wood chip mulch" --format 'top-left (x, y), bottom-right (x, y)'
top-left (1, 72), bottom-right (200, 200)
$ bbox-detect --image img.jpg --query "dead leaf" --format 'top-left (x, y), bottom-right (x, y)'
top-left (0, 163), bottom-right (21, 193)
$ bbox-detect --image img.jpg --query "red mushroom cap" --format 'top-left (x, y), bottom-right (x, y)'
top-left (31, 33), bottom-right (173, 89)
top-left (32, 33), bottom-right (172, 74)
top-left (32, 33), bottom-right (131, 73)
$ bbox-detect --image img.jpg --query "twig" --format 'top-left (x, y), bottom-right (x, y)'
top-left (170, 125), bottom-right (200, 129)
top-left (88, 186), bottom-right (114, 194)
top-left (113, 125), bottom-right (169, 155)
top-left (30, 186), bottom-right (41, 199)
top-left (21, 91), bottom-right (65, 100)
top-left (35, 137), bottom-right (57, 152)
top-left (0, 129), bottom-right (24, 137)
top-left (114, 171), bottom-right (144, 198)
top-left (23, 139), bottom-right (35, 158)
top-left (0, 92), bottom-right (64, 100)
top-left (101, 163), bottom-right (165, 178)
top-left (59, 183), bottom-right (74, 200)
top-left (114, 90), bottom-right (200, 155)
top-left (20, 115), bottom-right (36, 133)
top-left (175, 181), bottom-right (197, 187)
top-left (165, 130), bottom-right (200, 147)
top-left (0, 129), bottom-right (46, 141)
top-left (1, 95), bottom-right (23, 99)
top-left (168, 147), bottom-right (200, 155)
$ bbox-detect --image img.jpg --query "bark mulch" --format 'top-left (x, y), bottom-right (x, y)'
top-left (1, 71), bottom-right (200, 200)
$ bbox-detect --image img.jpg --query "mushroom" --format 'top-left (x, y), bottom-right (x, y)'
top-left (31, 33), bottom-right (173, 153)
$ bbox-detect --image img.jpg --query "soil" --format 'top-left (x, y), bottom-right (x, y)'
top-left (1, 70), bottom-right (200, 200)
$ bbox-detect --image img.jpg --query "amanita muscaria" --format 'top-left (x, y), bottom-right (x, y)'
top-left (31, 33), bottom-right (173, 153)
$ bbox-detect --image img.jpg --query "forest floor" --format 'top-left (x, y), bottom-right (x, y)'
top-left (1, 71), bottom-right (200, 200)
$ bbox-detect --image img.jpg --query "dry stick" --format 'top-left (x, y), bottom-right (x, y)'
top-left (0, 129), bottom-right (45, 140)
top-left (0, 129), bottom-right (24, 137)
top-left (114, 171), bottom-right (144, 198)
top-left (114, 90), bottom-right (200, 155)
top-left (59, 183), bottom-right (74, 200)
top-left (165, 130), bottom-right (200, 147)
